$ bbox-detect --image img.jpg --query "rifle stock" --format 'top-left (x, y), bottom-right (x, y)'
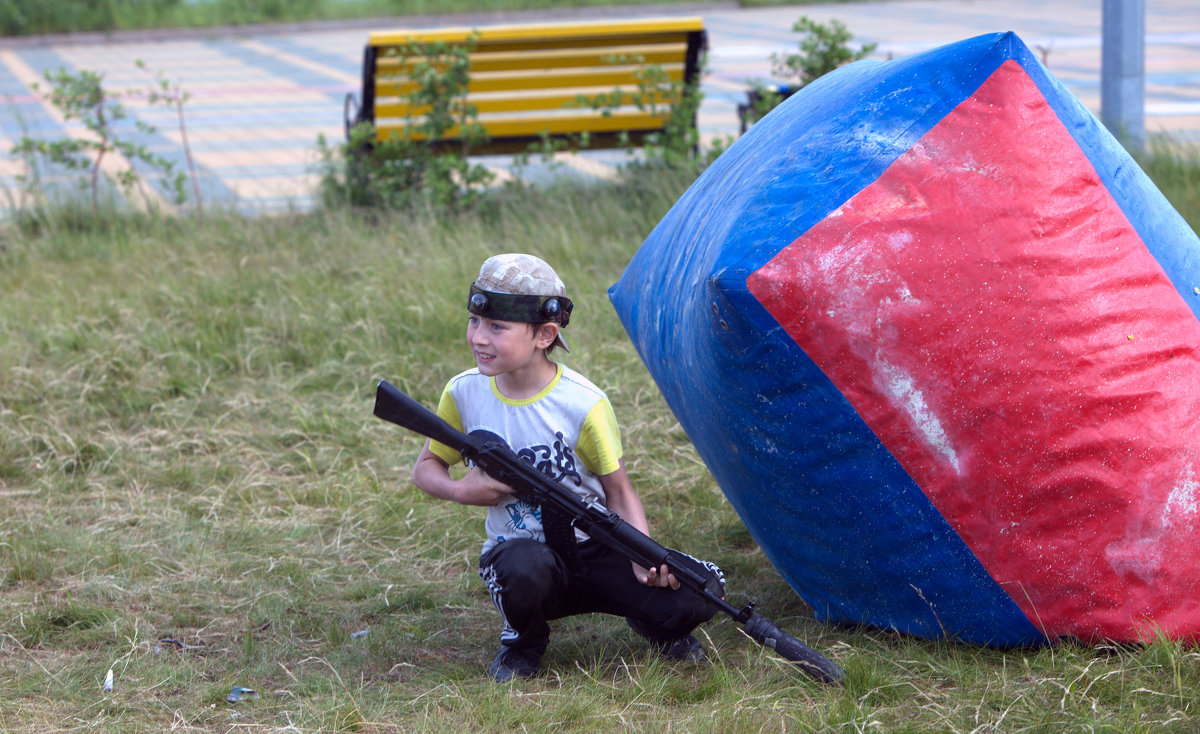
top-left (373, 379), bottom-right (844, 685)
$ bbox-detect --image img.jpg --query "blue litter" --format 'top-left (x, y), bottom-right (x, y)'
top-left (227, 686), bottom-right (258, 703)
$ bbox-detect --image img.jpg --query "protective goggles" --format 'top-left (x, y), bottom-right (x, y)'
top-left (468, 284), bottom-right (573, 328)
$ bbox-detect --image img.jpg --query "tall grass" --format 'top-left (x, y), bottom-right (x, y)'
top-left (1138, 137), bottom-right (1200, 233)
top-left (2, 155), bottom-right (1199, 731)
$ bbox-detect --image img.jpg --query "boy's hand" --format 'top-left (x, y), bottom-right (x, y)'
top-left (412, 441), bottom-right (513, 507)
top-left (636, 563), bottom-right (681, 590)
top-left (599, 465), bottom-right (681, 589)
top-left (456, 465), bottom-right (517, 506)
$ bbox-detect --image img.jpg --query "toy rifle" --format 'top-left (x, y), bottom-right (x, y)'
top-left (373, 379), bottom-right (845, 685)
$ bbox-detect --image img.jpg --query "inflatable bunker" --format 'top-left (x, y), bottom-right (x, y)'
top-left (609, 32), bottom-right (1200, 646)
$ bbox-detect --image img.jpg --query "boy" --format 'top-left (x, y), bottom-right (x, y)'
top-left (411, 253), bottom-right (723, 682)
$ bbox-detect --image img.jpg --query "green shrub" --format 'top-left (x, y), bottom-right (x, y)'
top-left (744, 15), bottom-right (877, 128)
top-left (318, 38), bottom-right (493, 212)
top-left (771, 15), bottom-right (878, 87)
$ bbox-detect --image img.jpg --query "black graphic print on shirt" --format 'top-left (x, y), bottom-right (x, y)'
top-left (517, 432), bottom-right (583, 487)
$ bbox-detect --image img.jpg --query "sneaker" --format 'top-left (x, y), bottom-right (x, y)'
top-left (627, 617), bottom-right (707, 663)
top-left (488, 646), bottom-right (541, 682)
top-left (654, 634), bottom-right (706, 663)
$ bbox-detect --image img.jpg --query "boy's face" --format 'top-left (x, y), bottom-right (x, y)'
top-left (466, 314), bottom-right (556, 377)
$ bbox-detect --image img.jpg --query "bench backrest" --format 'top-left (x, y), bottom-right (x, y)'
top-left (353, 17), bottom-right (707, 153)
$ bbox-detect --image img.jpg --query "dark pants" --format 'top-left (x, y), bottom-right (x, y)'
top-left (478, 538), bottom-right (723, 656)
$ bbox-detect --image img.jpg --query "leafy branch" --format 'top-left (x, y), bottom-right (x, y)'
top-left (137, 59), bottom-right (203, 221)
top-left (11, 65), bottom-right (187, 216)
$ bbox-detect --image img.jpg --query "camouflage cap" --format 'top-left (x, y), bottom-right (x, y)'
top-left (470, 253), bottom-right (572, 352)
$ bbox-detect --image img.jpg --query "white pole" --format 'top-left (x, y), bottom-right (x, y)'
top-left (1100, 0), bottom-right (1146, 152)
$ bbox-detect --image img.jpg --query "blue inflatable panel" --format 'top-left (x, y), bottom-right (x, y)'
top-left (609, 32), bottom-right (1200, 645)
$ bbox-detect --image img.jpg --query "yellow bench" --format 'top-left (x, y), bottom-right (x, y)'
top-left (344, 17), bottom-right (707, 154)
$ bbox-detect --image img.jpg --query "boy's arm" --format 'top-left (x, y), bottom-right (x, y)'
top-left (411, 439), bottom-right (516, 507)
top-left (599, 460), bottom-right (681, 590)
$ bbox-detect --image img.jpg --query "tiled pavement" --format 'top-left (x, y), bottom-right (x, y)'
top-left (2, 0), bottom-right (1199, 217)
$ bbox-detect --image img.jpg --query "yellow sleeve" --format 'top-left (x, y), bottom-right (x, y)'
top-left (575, 398), bottom-right (624, 476)
top-left (428, 383), bottom-right (464, 466)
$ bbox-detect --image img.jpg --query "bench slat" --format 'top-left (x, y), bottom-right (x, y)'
top-left (373, 33), bottom-right (694, 56)
top-left (377, 65), bottom-right (684, 96)
top-left (367, 17), bottom-right (704, 48)
top-left (375, 109), bottom-right (672, 142)
top-left (375, 87), bottom-right (678, 117)
top-left (375, 44), bottom-right (688, 74)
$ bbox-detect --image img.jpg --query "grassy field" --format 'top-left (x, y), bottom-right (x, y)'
top-left (1, 0), bottom-right (838, 37)
top-left (3, 0), bottom-right (705, 36)
top-left (3, 156), bottom-right (1200, 733)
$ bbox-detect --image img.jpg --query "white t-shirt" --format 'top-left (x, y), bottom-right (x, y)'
top-left (429, 362), bottom-right (623, 554)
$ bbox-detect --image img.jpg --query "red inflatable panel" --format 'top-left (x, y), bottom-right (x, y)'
top-left (749, 61), bottom-right (1200, 641)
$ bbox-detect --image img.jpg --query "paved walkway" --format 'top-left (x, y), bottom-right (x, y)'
top-left (2, 1), bottom-right (1198, 216)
